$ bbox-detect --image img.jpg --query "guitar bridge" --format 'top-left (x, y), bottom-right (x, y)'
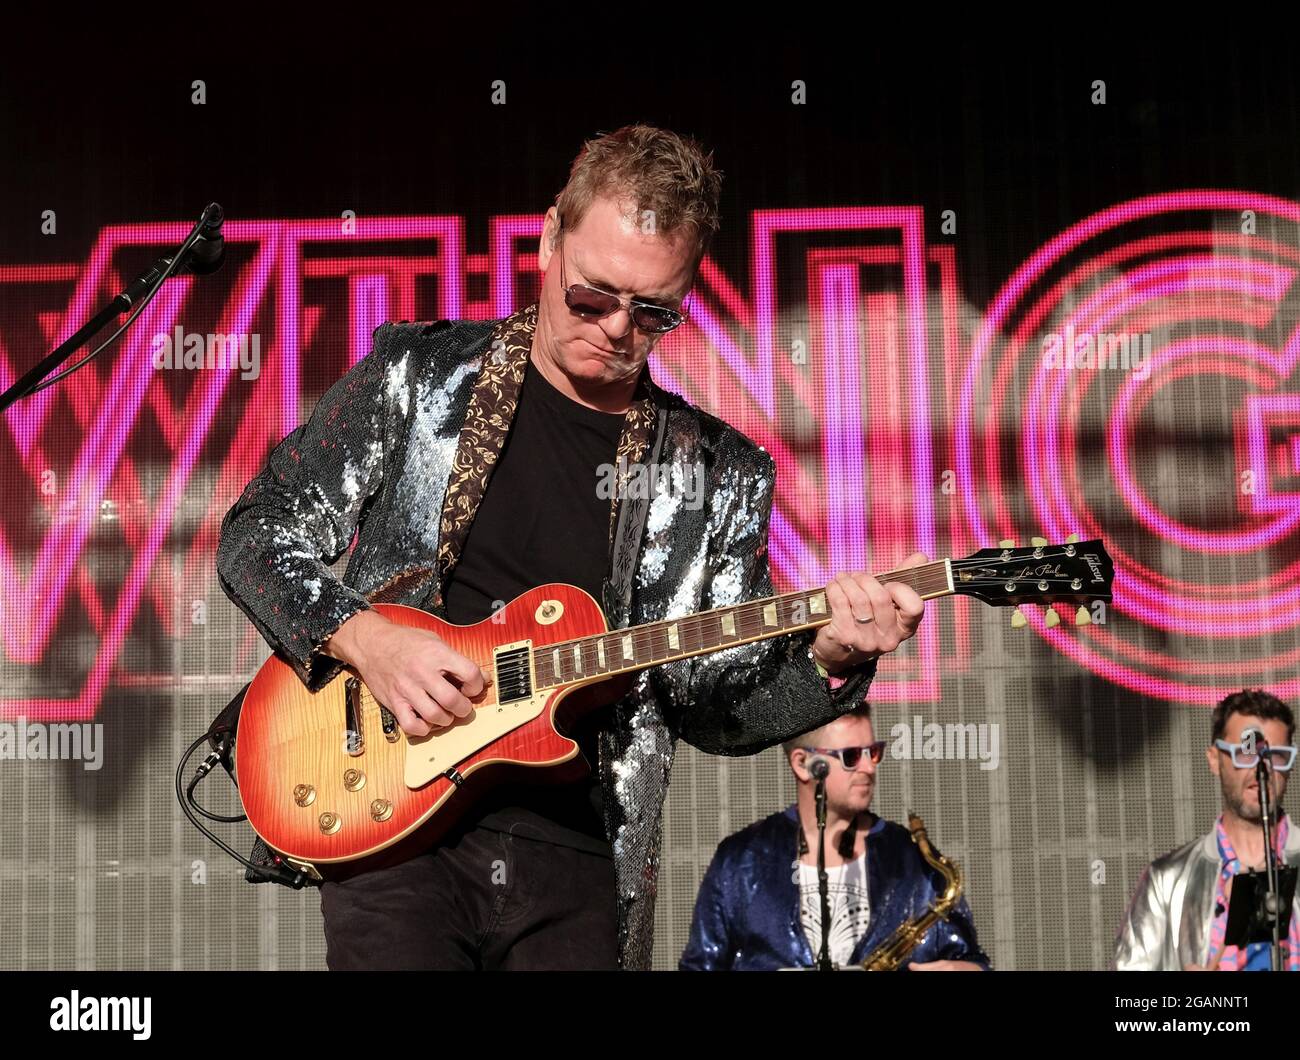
top-left (344, 676), bottom-right (365, 756)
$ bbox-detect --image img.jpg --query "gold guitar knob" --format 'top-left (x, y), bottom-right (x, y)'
top-left (293, 784), bottom-right (316, 807)
top-left (343, 768), bottom-right (365, 792)
top-left (318, 812), bottom-right (342, 835)
top-left (370, 799), bottom-right (393, 822)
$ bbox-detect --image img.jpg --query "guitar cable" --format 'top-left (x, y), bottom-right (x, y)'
top-left (175, 730), bottom-right (312, 889)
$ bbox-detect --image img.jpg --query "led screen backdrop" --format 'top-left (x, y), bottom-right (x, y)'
top-left (1, 47), bottom-right (1297, 970)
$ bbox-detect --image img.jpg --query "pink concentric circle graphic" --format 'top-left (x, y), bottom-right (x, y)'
top-left (956, 191), bottom-right (1300, 704)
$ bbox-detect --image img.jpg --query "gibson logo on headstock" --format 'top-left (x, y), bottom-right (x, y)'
top-left (1084, 553), bottom-right (1105, 583)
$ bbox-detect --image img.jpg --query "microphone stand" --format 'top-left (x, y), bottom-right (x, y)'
top-left (0, 203), bottom-right (224, 415)
top-left (1255, 755), bottom-right (1283, 971)
top-left (814, 772), bottom-right (834, 972)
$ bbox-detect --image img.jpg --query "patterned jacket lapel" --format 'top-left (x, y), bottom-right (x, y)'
top-left (432, 304), bottom-right (533, 601)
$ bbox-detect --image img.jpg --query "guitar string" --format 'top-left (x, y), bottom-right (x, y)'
top-left (524, 566), bottom-right (1085, 664)
top-left (524, 565), bottom-right (1090, 675)
top-left (438, 554), bottom-right (1090, 684)
top-left (531, 573), bottom-right (1100, 685)
top-left (528, 570), bottom-right (953, 685)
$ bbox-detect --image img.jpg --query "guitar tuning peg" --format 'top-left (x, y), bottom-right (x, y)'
top-left (1066, 533), bottom-right (1079, 543)
top-left (1010, 607), bottom-right (1027, 629)
top-left (1075, 606), bottom-right (1092, 626)
top-left (998, 539), bottom-right (1017, 549)
top-left (1031, 536), bottom-right (1047, 547)
top-left (1044, 607), bottom-right (1060, 628)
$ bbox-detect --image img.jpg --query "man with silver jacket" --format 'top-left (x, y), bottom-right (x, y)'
top-left (217, 124), bottom-right (928, 970)
top-left (1115, 689), bottom-right (1299, 971)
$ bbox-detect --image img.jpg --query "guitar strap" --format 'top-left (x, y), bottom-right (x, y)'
top-left (603, 403), bottom-right (669, 623)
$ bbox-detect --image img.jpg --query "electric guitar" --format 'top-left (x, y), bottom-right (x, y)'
top-left (234, 536), bottom-right (1113, 879)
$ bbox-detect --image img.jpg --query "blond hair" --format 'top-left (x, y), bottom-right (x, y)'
top-left (553, 124), bottom-right (723, 268)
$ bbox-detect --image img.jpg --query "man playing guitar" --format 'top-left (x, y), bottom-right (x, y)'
top-left (217, 124), bottom-right (926, 970)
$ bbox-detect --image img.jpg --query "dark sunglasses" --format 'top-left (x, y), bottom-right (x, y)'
top-left (559, 252), bottom-right (687, 334)
top-left (801, 743), bottom-right (886, 770)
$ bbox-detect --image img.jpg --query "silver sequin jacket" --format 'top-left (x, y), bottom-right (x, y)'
top-left (216, 308), bottom-right (877, 969)
top-left (1113, 820), bottom-right (1300, 970)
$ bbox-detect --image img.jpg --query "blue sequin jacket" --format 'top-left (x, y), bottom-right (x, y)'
top-left (680, 806), bottom-right (990, 970)
top-left (216, 304), bottom-right (877, 969)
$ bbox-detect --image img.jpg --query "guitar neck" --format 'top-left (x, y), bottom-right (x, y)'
top-left (531, 560), bottom-right (955, 690)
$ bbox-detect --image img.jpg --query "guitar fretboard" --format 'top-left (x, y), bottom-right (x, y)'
top-left (532, 560), bottom-right (953, 688)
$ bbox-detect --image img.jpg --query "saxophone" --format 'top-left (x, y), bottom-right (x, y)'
top-left (860, 812), bottom-right (964, 971)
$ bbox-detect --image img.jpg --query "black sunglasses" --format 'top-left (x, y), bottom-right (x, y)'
top-left (559, 252), bottom-right (688, 334)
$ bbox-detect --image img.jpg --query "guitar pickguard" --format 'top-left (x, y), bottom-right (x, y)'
top-left (403, 689), bottom-right (557, 788)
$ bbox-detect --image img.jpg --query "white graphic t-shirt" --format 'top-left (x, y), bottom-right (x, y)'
top-left (798, 852), bottom-right (871, 967)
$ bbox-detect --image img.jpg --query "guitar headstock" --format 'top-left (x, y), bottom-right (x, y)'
top-left (950, 535), bottom-right (1113, 628)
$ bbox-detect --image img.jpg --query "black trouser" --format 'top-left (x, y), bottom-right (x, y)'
top-left (318, 825), bottom-right (620, 970)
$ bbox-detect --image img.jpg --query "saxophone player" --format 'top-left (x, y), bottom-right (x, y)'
top-left (679, 701), bottom-right (989, 970)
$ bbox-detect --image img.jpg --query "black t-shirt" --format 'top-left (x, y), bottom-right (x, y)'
top-left (441, 354), bottom-right (623, 856)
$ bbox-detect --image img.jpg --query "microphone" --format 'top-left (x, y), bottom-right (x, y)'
top-left (808, 756), bottom-right (830, 780)
top-left (180, 202), bottom-right (225, 275)
top-left (1242, 727), bottom-right (1274, 780)
top-left (118, 203), bottom-right (226, 307)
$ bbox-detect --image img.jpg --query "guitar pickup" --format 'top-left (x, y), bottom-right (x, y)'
top-left (493, 643), bottom-right (534, 703)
